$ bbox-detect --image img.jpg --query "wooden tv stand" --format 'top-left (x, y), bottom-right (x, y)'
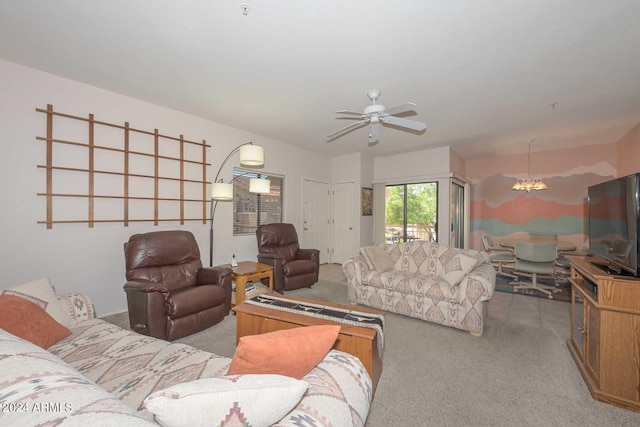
top-left (567, 256), bottom-right (640, 412)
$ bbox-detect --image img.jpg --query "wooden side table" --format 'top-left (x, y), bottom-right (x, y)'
top-left (225, 261), bottom-right (273, 306)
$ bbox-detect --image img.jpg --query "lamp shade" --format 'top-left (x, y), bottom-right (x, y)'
top-left (211, 182), bottom-right (233, 200)
top-left (249, 178), bottom-right (271, 194)
top-left (239, 144), bottom-right (264, 166)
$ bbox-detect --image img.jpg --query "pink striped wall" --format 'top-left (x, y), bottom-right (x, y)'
top-left (466, 143), bottom-right (618, 251)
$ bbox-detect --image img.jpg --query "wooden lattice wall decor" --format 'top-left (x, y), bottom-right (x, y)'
top-left (36, 104), bottom-right (210, 228)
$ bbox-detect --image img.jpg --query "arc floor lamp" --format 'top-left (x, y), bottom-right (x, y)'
top-left (209, 142), bottom-right (270, 266)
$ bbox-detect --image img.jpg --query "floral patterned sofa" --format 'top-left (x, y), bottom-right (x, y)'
top-left (0, 290), bottom-right (371, 426)
top-left (343, 241), bottom-right (496, 336)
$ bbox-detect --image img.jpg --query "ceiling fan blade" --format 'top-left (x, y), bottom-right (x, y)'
top-left (336, 110), bottom-right (365, 117)
top-left (381, 115), bottom-right (427, 132)
top-left (383, 102), bottom-right (417, 116)
top-left (326, 119), bottom-right (368, 140)
top-left (368, 123), bottom-right (380, 144)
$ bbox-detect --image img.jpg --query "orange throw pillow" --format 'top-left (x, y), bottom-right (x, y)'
top-left (0, 294), bottom-right (71, 348)
top-left (227, 325), bottom-right (341, 379)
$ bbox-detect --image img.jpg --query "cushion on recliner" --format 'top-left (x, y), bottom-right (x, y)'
top-left (166, 285), bottom-right (226, 318)
top-left (129, 264), bottom-right (200, 292)
top-left (125, 231), bottom-right (202, 290)
top-left (265, 245), bottom-right (299, 262)
top-left (257, 223), bottom-right (299, 246)
top-left (126, 230), bottom-right (201, 267)
top-left (283, 259), bottom-right (317, 276)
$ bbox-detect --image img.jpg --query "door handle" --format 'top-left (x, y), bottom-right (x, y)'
top-left (349, 227), bottom-right (352, 230)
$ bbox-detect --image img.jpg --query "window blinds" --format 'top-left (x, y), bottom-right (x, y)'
top-left (233, 169), bottom-right (284, 235)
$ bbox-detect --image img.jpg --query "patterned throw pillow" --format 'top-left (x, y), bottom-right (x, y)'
top-left (438, 253), bottom-right (479, 286)
top-left (2, 277), bottom-right (76, 327)
top-left (360, 246), bottom-right (394, 271)
top-left (0, 295), bottom-right (71, 348)
top-left (144, 374), bottom-right (308, 427)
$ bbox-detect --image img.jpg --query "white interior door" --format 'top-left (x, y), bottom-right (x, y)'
top-left (332, 182), bottom-right (354, 264)
top-left (301, 179), bottom-right (330, 264)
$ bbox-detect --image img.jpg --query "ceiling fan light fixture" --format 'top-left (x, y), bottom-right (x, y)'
top-left (364, 104), bottom-right (385, 115)
top-left (327, 89), bottom-right (427, 145)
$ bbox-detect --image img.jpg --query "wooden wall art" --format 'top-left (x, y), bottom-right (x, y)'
top-left (36, 104), bottom-right (210, 228)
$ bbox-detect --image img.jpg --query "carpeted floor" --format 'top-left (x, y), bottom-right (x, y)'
top-left (103, 265), bottom-right (640, 427)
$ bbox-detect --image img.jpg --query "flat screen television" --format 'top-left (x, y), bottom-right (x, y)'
top-left (588, 173), bottom-right (640, 277)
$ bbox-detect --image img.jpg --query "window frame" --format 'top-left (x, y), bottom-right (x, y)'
top-left (232, 168), bottom-right (284, 235)
top-left (384, 181), bottom-right (439, 243)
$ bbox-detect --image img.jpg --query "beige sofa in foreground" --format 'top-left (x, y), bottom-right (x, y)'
top-left (0, 292), bottom-right (372, 426)
top-left (343, 241), bottom-right (496, 336)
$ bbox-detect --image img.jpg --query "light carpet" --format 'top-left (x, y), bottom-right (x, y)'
top-left (103, 274), bottom-right (640, 427)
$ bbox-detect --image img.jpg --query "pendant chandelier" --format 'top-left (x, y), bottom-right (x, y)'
top-left (512, 139), bottom-right (547, 192)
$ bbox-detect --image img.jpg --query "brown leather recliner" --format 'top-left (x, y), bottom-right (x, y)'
top-left (123, 230), bottom-right (232, 341)
top-left (256, 223), bottom-right (320, 292)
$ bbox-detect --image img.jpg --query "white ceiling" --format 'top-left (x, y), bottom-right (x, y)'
top-left (1, 1), bottom-right (639, 159)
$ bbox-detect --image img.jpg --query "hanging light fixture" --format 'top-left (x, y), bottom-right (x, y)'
top-left (512, 139), bottom-right (547, 192)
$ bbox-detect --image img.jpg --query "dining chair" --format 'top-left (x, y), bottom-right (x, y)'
top-left (510, 241), bottom-right (561, 299)
top-left (555, 240), bottom-right (589, 282)
top-left (527, 232), bottom-right (558, 242)
top-left (610, 238), bottom-right (632, 259)
top-left (481, 235), bottom-right (517, 279)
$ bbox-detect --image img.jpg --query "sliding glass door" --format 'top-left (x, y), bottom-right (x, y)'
top-left (450, 181), bottom-right (465, 248)
top-left (385, 182), bottom-right (438, 243)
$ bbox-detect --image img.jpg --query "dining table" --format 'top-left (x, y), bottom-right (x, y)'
top-left (500, 238), bottom-right (578, 253)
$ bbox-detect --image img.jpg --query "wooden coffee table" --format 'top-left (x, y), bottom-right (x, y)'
top-left (232, 295), bottom-right (384, 394)
top-left (222, 261), bottom-right (273, 306)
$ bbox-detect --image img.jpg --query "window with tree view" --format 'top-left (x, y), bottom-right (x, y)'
top-left (385, 182), bottom-right (438, 243)
top-left (233, 168), bottom-right (283, 235)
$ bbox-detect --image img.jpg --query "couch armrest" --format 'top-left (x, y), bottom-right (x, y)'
top-left (461, 263), bottom-right (497, 301)
top-left (257, 252), bottom-right (285, 262)
top-left (197, 266), bottom-right (233, 286)
top-left (257, 253), bottom-right (286, 292)
top-left (123, 279), bottom-right (168, 293)
top-left (297, 248), bottom-right (320, 261)
top-left (278, 349), bottom-right (371, 426)
top-left (297, 249), bottom-right (320, 279)
top-left (198, 266), bottom-right (233, 313)
top-left (58, 292), bottom-right (96, 322)
top-left (342, 255), bottom-right (370, 303)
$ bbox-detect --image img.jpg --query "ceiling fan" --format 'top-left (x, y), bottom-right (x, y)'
top-left (327, 89), bottom-right (427, 146)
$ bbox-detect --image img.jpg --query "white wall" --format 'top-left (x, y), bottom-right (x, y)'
top-left (0, 59), bottom-right (331, 316)
top-left (373, 145), bottom-right (451, 182)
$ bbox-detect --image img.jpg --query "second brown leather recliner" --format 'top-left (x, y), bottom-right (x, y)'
top-left (123, 230), bottom-right (232, 341)
top-left (256, 223), bottom-right (320, 292)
